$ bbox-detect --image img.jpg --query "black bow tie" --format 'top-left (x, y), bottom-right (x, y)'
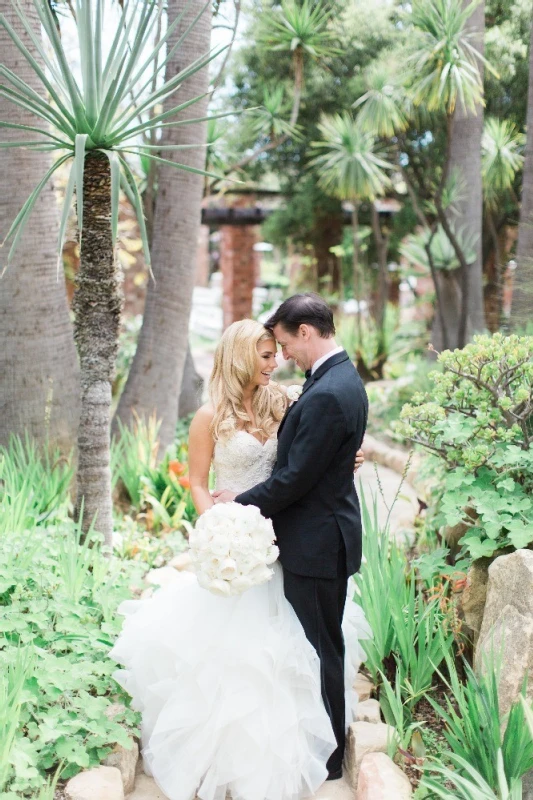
top-left (304, 369), bottom-right (312, 380)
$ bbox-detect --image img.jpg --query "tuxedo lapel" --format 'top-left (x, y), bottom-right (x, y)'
top-left (276, 352), bottom-right (349, 439)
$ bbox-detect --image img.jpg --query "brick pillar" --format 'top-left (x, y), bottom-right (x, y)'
top-left (220, 224), bottom-right (258, 329)
top-left (195, 224), bottom-right (210, 287)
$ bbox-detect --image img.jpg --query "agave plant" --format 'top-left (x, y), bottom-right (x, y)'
top-left (0, 0), bottom-right (228, 544)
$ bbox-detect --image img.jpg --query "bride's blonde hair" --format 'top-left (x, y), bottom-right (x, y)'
top-left (209, 319), bottom-right (286, 442)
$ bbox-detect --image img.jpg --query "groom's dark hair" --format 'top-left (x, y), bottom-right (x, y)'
top-left (266, 293), bottom-right (335, 338)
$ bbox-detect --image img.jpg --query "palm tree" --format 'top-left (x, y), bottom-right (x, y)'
top-left (512, 9), bottom-right (533, 332)
top-left (355, 0), bottom-right (490, 350)
top-left (114, 0), bottom-right (212, 450)
top-left (310, 112), bottom-right (392, 354)
top-left (0, 0), bottom-right (226, 543)
top-left (0, 0), bottom-right (79, 453)
top-left (482, 117), bottom-right (524, 329)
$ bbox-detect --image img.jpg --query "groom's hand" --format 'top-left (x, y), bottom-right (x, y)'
top-left (213, 490), bottom-right (237, 504)
top-left (354, 448), bottom-right (365, 473)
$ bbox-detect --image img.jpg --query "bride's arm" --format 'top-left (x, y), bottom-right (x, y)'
top-left (188, 404), bottom-right (216, 515)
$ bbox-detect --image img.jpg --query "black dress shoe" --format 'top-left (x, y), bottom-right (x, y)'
top-left (326, 769), bottom-right (343, 781)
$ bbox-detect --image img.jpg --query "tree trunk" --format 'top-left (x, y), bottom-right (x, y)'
top-left (178, 343), bottom-right (204, 417)
top-left (511, 8), bottom-right (533, 330)
top-left (311, 209), bottom-right (343, 297)
top-left (0, 0), bottom-right (79, 453)
top-left (370, 203), bottom-right (389, 355)
top-left (432, 0), bottom-right (486, 349)
top-left (73, 153), bottom-right (121, 544)
top-left (114, 0), bottom-right (212, 449)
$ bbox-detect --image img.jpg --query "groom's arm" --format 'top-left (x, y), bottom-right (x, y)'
top-left (232, 391), bottom-right (347, 518)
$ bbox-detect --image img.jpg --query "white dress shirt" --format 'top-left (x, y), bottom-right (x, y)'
top-left (311, 346), bottom-right (345, 375)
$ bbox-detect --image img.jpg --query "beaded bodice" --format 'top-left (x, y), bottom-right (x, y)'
top-left (213, 431), bottom-right (277, 493)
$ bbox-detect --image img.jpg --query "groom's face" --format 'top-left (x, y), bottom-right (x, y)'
top-left (272, 323), bottom-right (313, 372)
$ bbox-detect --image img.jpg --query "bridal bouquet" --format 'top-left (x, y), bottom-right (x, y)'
top-left (189, 502), bottom-right (279, 596)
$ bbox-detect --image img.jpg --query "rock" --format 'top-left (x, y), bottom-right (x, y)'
top-left (355, 699), bottom-right (381, 724)
top-left (103, 737), bottom-right (139, 794)
top-left (476, 604), bottom-right (533, 716)
top-left (104, 702), bottom-right (127, 721)
top-left (475, 551), bottom-right (533, 718)
top-left (344, 721), bottom-right (396, 789)
top-left (169, 551), bottom-right (194, 571)
top-left (313, 774), bottom-right (353, 799)
top-left (126, 773), bottom-right (167, 800)
top-left (353, 673), bottom-right (374, 703)
top-left (357, 752), bottom-right (412, 799)
top-left (462, 559), bottom-right (490, 646)
top-left (65, 765), bottom-right (124, 800)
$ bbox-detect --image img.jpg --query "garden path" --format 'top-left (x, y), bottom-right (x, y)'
top-left (124, 463), bottom-right (418, 800)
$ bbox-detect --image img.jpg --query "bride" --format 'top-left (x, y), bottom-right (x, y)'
top-left (110, 319), bottom-right (370, 800)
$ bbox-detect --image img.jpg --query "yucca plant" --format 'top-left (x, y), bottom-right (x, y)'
top-left (482, 118), bottom-right (524, 210)
top-left (310, 112), bottom-right (392, 335)
top-left (0, 0), bottom-right (227, 545)
top-left (422, 751), bottom-right (523, 800)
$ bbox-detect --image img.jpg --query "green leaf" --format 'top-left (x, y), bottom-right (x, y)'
top-left (74, 134), bottom-right (88, 240)
top-left (119, 156), bottom-right (151, 271)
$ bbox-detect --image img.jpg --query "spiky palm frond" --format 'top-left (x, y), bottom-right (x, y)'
top-left (259, 0), bottom-right (339, 58)
top-left (310, 112), bottom-right (392, 202)
top-left (247, 85), bottom-right (302, 141)
top-left (407, 0), bottom-right (496, 115)
top-left (482, 117), bottom-right (524, 209)
top-left (0, 0), bottom-right (230, 268)
top-left (353, 56), bottom-right (413, 137)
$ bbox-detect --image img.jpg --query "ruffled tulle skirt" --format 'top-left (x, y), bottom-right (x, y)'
top-left (110, 563), bottom-right (370, 800)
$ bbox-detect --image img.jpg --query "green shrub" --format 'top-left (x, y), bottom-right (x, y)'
top-left (0, 435), bottom-right (73, 533)
top-left (399, 333), bottom-right (533, 560)
top-left (0, 521), bottom-right (143, 795)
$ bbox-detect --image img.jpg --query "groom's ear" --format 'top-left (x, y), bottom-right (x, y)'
top-left (299, 324), bottom-right (312, 340)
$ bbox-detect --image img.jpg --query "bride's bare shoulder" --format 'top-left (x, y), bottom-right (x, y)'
top-left (190, 403), bottom-right (215, 434)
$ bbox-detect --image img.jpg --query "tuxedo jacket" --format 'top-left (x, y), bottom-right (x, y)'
top-left (236, 350), bottom-right (368, 579)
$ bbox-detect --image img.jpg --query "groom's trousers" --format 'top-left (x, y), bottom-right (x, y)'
top-left (282, 540), bottom-right (348, 776)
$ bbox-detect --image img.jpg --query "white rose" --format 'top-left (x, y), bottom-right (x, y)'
top-left (219, 558), bottom-right (238, 580)
top-left (210, 534), bottom-right (231, 557)
top-left (231, 575), bottom-right (254, 593)
top-left (286, 385), bottom-right (303, 403)
top-left (265, 545), bottom-right (279, 565)
top-left (208, 579), bottom-right (232, 597)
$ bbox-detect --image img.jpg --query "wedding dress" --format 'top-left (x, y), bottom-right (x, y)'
top-left (110, 431), bottom-right (371, 800)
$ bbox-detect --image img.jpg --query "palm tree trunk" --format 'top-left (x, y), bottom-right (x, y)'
top-left (0, 0), bottom-right (79, 453)
top-left (370, 203), bottom-right (389, 355)
top-left (73, 152), bottom-right (121, 543)
top-left (352, 203), bottom-right (362, 342)
top-left (511, 7), bottom-right (533, 330)
top-left (178, 344), bottom-right (204, 417)
top-left (442, 0), bottom-right (486, 347)
top-left (114, 0), bottom-right (212, 449)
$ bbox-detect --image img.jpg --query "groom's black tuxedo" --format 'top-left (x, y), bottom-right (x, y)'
top-left (235, 349), bottom-right (368, 777)
top-left (235, 349), bottom-right (368, 579)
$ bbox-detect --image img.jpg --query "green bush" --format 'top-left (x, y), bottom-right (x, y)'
top-left (399, 333), bottom-right (533, 560)
top-left (0, 520), bottom-right (143, 796)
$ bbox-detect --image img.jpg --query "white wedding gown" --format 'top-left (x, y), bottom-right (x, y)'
top-left (110, 431), bottom-right (371, 800)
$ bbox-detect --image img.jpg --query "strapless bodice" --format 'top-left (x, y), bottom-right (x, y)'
top-left (213, 431), bottom-right (277, 494)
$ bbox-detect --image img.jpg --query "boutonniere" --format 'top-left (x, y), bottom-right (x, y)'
top-left (286, 385), bottom-right (303, 405)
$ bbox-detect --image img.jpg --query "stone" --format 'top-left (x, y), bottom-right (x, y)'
top-left (357, 752), bottom-right (412, 799)
top-left (104, 702), bottom-right (127, 721)
top-left (103, 737), bottom-right (139, 794)
top-left (478, 550), bottom-right (533, 640)
top-left (476, 604), bottom-right (533, 716)
top-left (65, 765), bottom-right (124, 800)
top-left (126, 773), bottom-right (167, 800)
top-left (475, 550), bottom-right (533, 718)
top-left (462, 559), bottom-right (490, 646)
top-left (344, 721), bottom-right (396, 789)
top-left (169, 551), bottom-right (194, 571)
top-left (313, 774), bottom-right (354, 800)
top-left (355, 699), bottom-right (381, 724)
top-left (353, 673), bottom-right (374, 703)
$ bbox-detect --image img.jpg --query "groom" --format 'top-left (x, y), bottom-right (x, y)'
top-left (213, 293), bottom-right (368, 779)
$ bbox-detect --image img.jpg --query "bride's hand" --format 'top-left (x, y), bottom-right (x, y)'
top-left (213, 490), bottom-right (237, 504)
top-left (353, 448), bottom-right (364, 473)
